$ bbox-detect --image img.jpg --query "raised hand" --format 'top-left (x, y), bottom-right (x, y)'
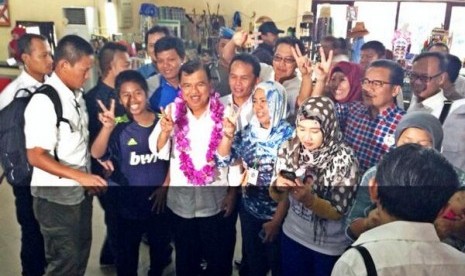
top-left (314, 47), bottom-right (333, 81)
top-left (97, 99), bottom-right (115, 129)
top-left (232, 30), bottom-right (249, 47)
top-left (292, 45), bottom-right (312, 76)
top-left (223, 104), bottom-right (240, 139)
top-left (159, 105), bottom-right (174, 135)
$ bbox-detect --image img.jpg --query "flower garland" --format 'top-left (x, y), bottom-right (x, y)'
top-left (174, 92), bottom-right (224, 186)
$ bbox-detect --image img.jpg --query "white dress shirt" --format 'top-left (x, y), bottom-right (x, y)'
top-left (332, 221), bottom-right (465, 276)
top-left (0, 70), bottom-right (45, 110)
top-left (407, 90), bottom-right (447, 118)
top-left (148, 100), bottom-right (229, 218)
top-left (25, 73), bottom-right (89, 205)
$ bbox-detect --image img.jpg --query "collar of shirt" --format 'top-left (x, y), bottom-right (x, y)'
top-left (47, 73), bottom-right (82, 105)
top-left (0, 70), bottom-right (48, 110)
top-left (19, 70), bottom-right (46, 89)
top-left (421, 90), bottom-right (446, 111)
top-left (184, 98), bottom-right (211, 121)
top-left (376, 103), bottom-right (404, 123)
top-left (160, 75), bottom-right (178, 90)
top-left (353, 221), bottom-right (440, 246)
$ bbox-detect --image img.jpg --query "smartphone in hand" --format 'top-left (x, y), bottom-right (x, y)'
top-left (280, 170), bottom-right (297, 181)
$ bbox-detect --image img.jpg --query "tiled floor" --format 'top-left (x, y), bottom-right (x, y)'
top-left (0, 177), bottom-right (242, 276)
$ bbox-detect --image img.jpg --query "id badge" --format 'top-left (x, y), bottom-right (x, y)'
top-left (247, 168), bottom-right (259, 185)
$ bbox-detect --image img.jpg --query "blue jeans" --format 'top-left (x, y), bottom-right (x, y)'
top-left (281, 233), bottom-right (340, 276)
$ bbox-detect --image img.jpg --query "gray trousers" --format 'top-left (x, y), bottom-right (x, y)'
top-left (33, 196), bottom-right (93, 276)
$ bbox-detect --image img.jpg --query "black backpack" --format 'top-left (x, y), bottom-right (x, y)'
top-left (0, 84), bottom-right (67, 186)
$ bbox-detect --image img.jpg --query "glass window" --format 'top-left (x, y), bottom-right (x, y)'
top-left (354, 2), bottom-right (397, 50)
top-left (449, 6), bottom-right (465, 61)
top-left (397, 2), bottom-right (446, 54)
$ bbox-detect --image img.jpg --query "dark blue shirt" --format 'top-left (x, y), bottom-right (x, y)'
top-left (85, 79), bottom-right (128, 175)
top-left (149, 76), bottom-right (178, 114)
top-left (108, 120), bottom-right (169, 219)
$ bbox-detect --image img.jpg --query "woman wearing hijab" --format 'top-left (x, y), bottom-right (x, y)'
top-left (270, 96), bottom-right (359, 276)
top-left (327, 61), bottom-right (363, 103)
top-left (218, 81), bottom-right (294, 276)
top-left (346, 111), bottom-right (465, 247)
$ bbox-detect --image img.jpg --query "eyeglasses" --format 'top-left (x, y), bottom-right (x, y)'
top-left (273, 55), bottom-right (296, 65)
top-left (360, 78), bottom-right (393, 88)
top-left (408, 71), bottom-right (443, 83)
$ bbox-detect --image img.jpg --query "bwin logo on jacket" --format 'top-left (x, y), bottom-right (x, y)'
top-left (129, 152), bottom-right (158, 165)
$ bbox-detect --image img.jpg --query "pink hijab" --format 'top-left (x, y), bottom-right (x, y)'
top-left (329, 61), bottom-right (363, 103)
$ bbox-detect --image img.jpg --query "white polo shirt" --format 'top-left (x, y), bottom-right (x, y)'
top-left (148, 100), bottom-right (229, 218)
top-left (24, 73), bottom-right (89, 205)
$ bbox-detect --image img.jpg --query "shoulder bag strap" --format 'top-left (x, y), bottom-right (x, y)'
top-left (439, 100), bottom-right (453, 125)
top-left (353, 245), bottom-right (378, 276)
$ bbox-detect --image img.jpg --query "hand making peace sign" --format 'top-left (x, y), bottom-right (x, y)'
top-left (291, 45), bottom-right (313, 77)
top-left (222, 104), bottom-right (241, 140)
top-left (314, 47), bottom-right (333, 81)
top-left (159, 105), bottom-right (174, 134)
top-left (97, 99), bottom-right (115, 129)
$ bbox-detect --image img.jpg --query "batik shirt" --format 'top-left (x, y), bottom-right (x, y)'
top-left (219, 121), bottom-right (293, 220)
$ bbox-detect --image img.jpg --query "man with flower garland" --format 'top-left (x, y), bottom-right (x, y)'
top-left (149, 60), bottom-right (237, 276)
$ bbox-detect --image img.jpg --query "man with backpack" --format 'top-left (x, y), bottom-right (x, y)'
top-left (332, 144), bottom-right (465, 275)
top-left (0, 33), bottom-right (53, 276)
top-left (24, 35), bottom-right (107, 275)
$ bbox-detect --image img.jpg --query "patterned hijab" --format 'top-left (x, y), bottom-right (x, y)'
top-left (250, 81), bottom-right (288, 140)
top-left (275, 97), bottom-right (358, 243)
top-left (295, 97), bottom-right (344, 169)
top-left (329, 61), bottom-right (363, 103)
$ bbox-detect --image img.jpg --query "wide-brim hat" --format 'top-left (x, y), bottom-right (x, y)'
top-left (348, 22), bottom-right (369, 38)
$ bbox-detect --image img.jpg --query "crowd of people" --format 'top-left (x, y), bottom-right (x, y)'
top-left (1, 21), bottom-right (465, 276)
